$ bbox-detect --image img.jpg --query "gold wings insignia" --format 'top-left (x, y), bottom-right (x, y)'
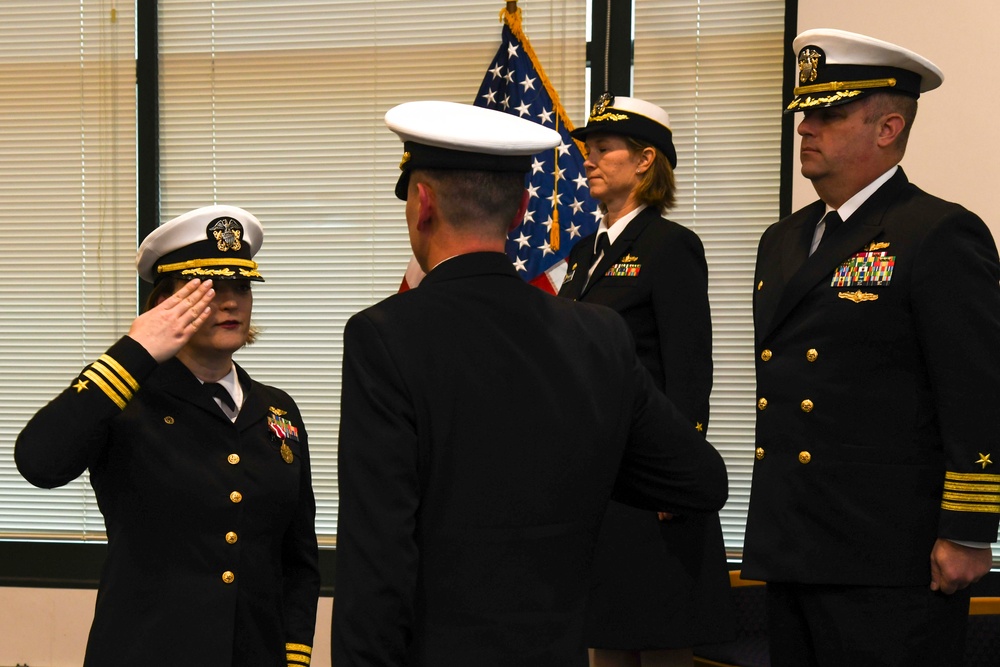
top-left (838, 290), bottom-right (879, 303)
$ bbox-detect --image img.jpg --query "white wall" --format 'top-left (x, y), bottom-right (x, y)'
top-left (0, 588), bottom-right (333, 667)
top-left (791, 1), bottom-right (1000, 241)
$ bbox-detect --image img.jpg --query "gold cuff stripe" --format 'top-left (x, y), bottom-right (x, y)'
top-left (98, 354), bottom-right (139, 390)
top-left (793, 77), bottom-right (897, 96)
top-left (944, 480), bottom-right (1000, 494)
top-left (286, 641), bottom-right (312, 666)
top-left (91, 361), bottom-right (135, 402)
top-left (83, 370), bottom-right (127, 410)
top-left (942, 491), bottom-right (1000, 504)
top-left (941, 500), bottom-right (1000, 514)
top-left (158, 257), bottom-right (259, 273)
top-left (946, 471), bottom-right (1000, 483)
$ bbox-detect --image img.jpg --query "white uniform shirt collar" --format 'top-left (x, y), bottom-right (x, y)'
top-left (202, 365), bottom-right (242, 420)
top-left (832, 165), bottom-right (899, 222)
top-left (597, 204), bottom-right (647, 249)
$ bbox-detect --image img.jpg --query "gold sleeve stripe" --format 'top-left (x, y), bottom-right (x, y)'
top-left (945, 471), bottom-right (1000, 483)
top-left (940, 500), bottom-right (1000, 514)
top-left (942, 491), bottom-right (1000, 504)
top-left (944, 480), bottom-right (1000, 494)
top-left (287, 642), bottom-right (312, 665)
top-left (97, 354), bottom-right (139, 390)
top-left (83, 370), bottom-right (127, 410)
top-left (90, 361), bottom-right (135, 402)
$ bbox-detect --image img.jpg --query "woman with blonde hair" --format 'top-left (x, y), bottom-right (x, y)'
top-left (560, 93), bottom-right (734, 667)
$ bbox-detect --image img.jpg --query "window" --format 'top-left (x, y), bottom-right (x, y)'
top-left (0, 0), bottom-right (588, 545)
top-left (1, 0), bottom-right (783, 559)
top-left (632, 0), bottom-right (786, 553)
top-left (0, 1), bottom-right (136, 539)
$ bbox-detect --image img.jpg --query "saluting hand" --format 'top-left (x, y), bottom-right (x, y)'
top-left (128, 279), bottom-right (215, 362)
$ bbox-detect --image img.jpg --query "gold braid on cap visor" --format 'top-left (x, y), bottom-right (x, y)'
top-left (787, 77), bottom-right (898, 110)
top-left (157, 257), bottom-right (261, 279)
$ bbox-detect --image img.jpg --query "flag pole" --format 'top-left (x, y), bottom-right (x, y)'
top-left (499, 0), bottom-right (565, 251)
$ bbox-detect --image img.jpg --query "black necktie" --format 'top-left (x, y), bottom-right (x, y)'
top-left (206, 382), bottom-right (236, 411)
top-left (817, 210), bottom-right (843, 248)
top-left (593, 232), bottom-right (610, 265)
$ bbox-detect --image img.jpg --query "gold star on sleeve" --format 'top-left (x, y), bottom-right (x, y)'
top-left (72, 378), bottom-right (90, 393)
top-left (695, 422), bottom-right (704, 432)
top-left (974, 453), bottom-right (993, 469)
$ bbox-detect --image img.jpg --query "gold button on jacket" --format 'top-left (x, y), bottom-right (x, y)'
top-left (800, 399), bottom-right (814, 412)
top-left (222, 571), bottom-right (235, 584)
top-left (755, 447), bottom-right (765, 460)
top-left (760, 349), bottom-right (772, 362)
top-left (757, 397), bottom-right (768, 410)
top-left (798, 451), bottom-right (812, 464)
top-left (230, 491), bottom-right (243, 504)
top-left (806, 348), bottom-right (819, 362)
top-left (226, 531), bottom-right (238, 544)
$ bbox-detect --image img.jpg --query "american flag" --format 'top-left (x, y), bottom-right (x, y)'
top-left (399, 8), bottom-right (598, 294)
top-left (474, 10), bottom-right (599, 294)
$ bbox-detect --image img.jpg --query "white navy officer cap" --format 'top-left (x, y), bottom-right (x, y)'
top-left (384, 100), bottom-right (562, 200)
top-left (571, 92), bottom-right (677, 169)
top-left (136, 204), bottom-right (264, 284)
top-left (787, 28), bottom-right (943, 113)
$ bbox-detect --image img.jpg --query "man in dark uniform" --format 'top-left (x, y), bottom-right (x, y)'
top-left (743, 28), bottom-right (1000, 667)
top-left (331, 100), bottom-right (729, 667)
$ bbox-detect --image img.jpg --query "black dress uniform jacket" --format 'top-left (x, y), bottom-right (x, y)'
top-left (332, 252), bottom-right (729, 667)
top-left (559, 206), bottom-right (734, 648)
top-left (15, 336), bottom-right (320, 667)
top-left (743, 168), bottom-right (1000, 585)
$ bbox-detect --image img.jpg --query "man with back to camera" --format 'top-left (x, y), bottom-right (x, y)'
top-left (743, 28), bottom-right (1000, 667)
top-left (330, 100), bottom-right (729, 667)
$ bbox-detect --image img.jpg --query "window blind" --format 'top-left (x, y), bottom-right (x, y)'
top-left (0, 1), bottom-right (137, 540)
top-left (632, 0), bottom-right (786, 554)
top-left (0, 0), bottom-right (780, 557)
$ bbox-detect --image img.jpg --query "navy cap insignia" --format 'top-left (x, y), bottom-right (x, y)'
top-left (798, 47), bottom-right (822, 84)
top-left (208, 217), bottom-right (243, 253)
top-left (591, 91), bottom-right (613, 117)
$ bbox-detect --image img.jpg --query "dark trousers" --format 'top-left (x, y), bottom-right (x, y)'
top-left (765, 582), bottom-right (970, 667)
